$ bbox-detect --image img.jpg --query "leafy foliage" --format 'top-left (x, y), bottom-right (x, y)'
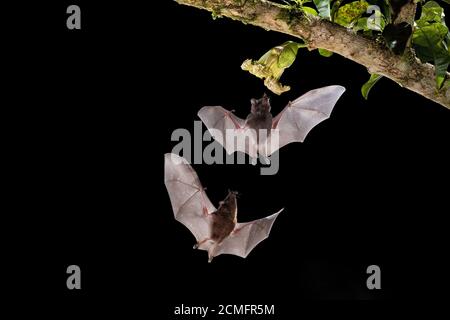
top-left (290, 0), bottom-right (319, 16)
top-left (303, 6), bottom-right (319, 16)
top-left (313, 0), bottom-right (331, 19)
top-left (244, 0), bottom-right (449, 99)
top-left (361, 73), bottom-right (383, 99)
top-left (318, 48), bottom-right (334, 57)
top-left (334, 0), bottom-right (369, 27)
top-left (412, 1), bottom-right (450, 88)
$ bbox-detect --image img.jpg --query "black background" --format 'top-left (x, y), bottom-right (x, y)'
top-left (7, 0), bottom-right (450, 316)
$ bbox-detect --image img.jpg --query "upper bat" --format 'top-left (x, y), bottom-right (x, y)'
top-left (164, 153), bottom-right (282, 263)
top-left (198, 85), bottom-right (346, 158)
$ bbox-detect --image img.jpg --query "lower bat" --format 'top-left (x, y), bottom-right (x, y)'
top-left (164, 153), bottom-right (283, 262)
top-left (198, 85), bottom-right (345, 158)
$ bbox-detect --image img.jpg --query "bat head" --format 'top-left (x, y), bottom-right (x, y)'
top-left (219, 190), bottom-right (238, 205)
top-left (250, 93), bottom-right (271, 116)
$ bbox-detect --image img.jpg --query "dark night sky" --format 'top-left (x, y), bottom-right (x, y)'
top-left (6, 0), bottom-right (450, 316)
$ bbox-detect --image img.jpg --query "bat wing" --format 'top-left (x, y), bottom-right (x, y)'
top-left (214, 209), bottom-right (283, 259)
top-left (164, 153), bottom-right (216, 243)
top-left (269, 85), bottom-right (345, 154)
top-left (198, 106), bottom-right (258, 158)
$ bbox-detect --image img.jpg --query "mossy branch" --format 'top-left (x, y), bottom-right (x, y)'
top-left (175, 0), bottom-right (450, 109)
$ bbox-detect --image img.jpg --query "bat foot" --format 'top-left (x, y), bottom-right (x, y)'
top-left (193, 243), bottom-right (199, 249)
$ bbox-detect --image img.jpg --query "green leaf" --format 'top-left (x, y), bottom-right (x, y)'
top-left (331, 0), bottom-right (343, 22)
top-left (412, 1), bottom-right (450, 88)
top-left (435, 53), bottom-right (450, 88)
top-left (366, 5), bottom-right (386, 31)
top-left (303, 6), bottom-right (319, 16)
top-left (291, 0), bottom-right (312, 5)
top-left (353, 17), bottom-right (369, 32)
top-left (416, 1), bottom-right (445, 27)
top-left (412, 24), bottom-right (448, 47)
top-left (361, 73), bottom-right (383, 99)
top-left (334, 0), bottom-right (369, 28)
top-left (353, 8), bottom-right (386, 33)
top-left (380, 0), bottom-right (392, 24)
top-left (313, 0), bottom-right (331, 19)
top-left (318, 48), bottom-right (333, 57)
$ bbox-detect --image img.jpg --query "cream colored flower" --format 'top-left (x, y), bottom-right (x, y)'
top-left (241, 41), bottom-right (303, 95)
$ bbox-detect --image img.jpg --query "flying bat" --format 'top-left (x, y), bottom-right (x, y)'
top-left (198, 85), bottom-right (345, 158)
top-left (164, 153), bottom-right (282, 262)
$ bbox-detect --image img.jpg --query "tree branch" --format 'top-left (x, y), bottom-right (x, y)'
top-left (175, 0), bottom-right (450, 109)
top-left (393, 0), bottom-right (417, 25)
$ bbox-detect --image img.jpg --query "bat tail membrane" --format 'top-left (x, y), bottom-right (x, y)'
top-left (193, 238), bottom-right (217, 263)
top-left (196, 238), bottom-right (215, 251)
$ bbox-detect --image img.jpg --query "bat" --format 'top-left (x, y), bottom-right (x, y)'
top-left (198, 85), bottom-right (345, 159)
top-left (164, 153), bottom-right (283, 262)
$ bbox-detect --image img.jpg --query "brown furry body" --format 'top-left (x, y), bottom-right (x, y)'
top-left (210, 192), bottom-right (237, 243)
top-left (245, 93), bottom-right (273, 142)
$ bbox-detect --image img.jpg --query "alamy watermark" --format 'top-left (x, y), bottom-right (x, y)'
top-left (66, 5), bottom-right (81, 30)
top-left (170, 121), bottom-right (280, 175)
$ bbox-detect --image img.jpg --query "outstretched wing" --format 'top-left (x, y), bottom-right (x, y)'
top-left (198, 106), bottom-right (258, 158)
top-left (269, 85), bottom-right (346, 154)
top-left (214, 209), bottom-right (283, 259)
top-left (164, 153), bottom-right (216, 243)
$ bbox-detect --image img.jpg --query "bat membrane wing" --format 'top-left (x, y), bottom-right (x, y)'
top-left (271, 85), bottom-right (345, 152)
top-left (214, 209), bottom-right (283, 259)
top-left (164, 153), bottom-right (216, 243)
top-left (198, 106), bottom-right (258, 158)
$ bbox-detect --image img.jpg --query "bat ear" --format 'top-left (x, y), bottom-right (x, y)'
top-left (251, 98), bottom-right (257, 105)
